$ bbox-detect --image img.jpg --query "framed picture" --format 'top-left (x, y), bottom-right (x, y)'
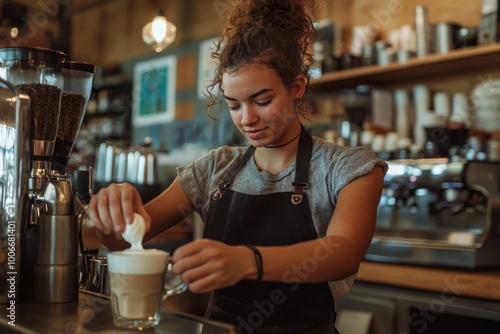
top-left (133, 55), bottom-right (177, 127)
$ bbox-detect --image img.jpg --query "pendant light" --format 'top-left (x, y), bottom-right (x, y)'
top-left (141, 2), bottom-right (177, 53)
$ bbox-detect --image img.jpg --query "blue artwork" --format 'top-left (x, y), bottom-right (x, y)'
top-left (133, 55), bottom-right (177, 126)
top-left (139, 65), bottom-right (168, 116)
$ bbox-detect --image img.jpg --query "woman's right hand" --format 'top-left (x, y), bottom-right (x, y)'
top-left (87, 183), bottom-right (152, 235)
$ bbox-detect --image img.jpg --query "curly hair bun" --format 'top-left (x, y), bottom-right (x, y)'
top-left (205, 0), bottom-right (319, 120)
top-left (228, 0), bottom-right (317, 40)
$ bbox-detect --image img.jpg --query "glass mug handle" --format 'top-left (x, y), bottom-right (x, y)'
top-left (163, 261), bottom-right (188, 300)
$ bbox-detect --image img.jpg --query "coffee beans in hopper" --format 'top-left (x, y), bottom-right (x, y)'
top-left (53, 92), bottom-right (86, 158)
top-left (58, 92), bottom-right (86, 141)
top-left (16, 83), bottom-right (62, 141)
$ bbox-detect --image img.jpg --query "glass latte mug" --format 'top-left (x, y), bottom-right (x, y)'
top-left (107, 249), bottom-right (187, 329)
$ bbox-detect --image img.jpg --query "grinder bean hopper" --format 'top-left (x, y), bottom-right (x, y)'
top-left (33, 60), bottom-right (95, 303)
top-left (52, 61), bottom-right (95, 174)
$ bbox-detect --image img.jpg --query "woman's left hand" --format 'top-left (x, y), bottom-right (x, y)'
top-left (171, 239), bottom-right (256, 293)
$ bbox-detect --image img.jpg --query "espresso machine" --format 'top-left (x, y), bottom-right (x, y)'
top-left (0, 47), bottom-right (95, 303)
top-left (366, 158), bottom-right (500, 269)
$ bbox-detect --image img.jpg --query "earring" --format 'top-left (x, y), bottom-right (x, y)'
top-left (294, 97), bottom-right (301, 103)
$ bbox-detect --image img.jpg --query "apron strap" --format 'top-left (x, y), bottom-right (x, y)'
top-left (212, 124), bottom-right (313, 205)
top-left (291, 124), bottom-right (313, 205)
top-left (212, 145), bottom-right (255, 201)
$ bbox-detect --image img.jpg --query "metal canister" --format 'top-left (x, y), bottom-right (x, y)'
top-left (415, 5), bottom-right (432, 57)
top-left (137, 146), bottom-right (159, 185)
top-left (487, 139), bottom-right (500, 161)
top-left (95, 141), bottom-right (119, 183)
top-left (89, 256), bottom-right (109, 295)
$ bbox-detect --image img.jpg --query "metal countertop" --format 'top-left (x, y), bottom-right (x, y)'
top-left (0, 291), bottom-right (235, 334)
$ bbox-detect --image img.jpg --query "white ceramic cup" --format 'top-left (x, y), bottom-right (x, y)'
top-left (107, 249), bottom-right (187, 329)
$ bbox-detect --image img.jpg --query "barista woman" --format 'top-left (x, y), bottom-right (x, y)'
top-left (89, 0), bottom-right (387, 332)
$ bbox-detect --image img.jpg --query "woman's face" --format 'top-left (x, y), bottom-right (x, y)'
top-left (221, 63), bottom-right (304, 147)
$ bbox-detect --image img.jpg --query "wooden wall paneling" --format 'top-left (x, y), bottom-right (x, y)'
top-left (71, 4), bottom-right (103, 64)
top-left (324, 0), bottom-right (482, 55)
top-left (176, 53), bottom-right (196, 90)
top-left (189, 0), bottom-right (336, 42)
top-left (71, 0), bottom-right (106, 13)
top-left (101, 0), bottom-right (136, 64)
top-left (190, 0), bottom-right (339, 40)
top-left (350, 0), bottom-right (482, 41)
top-left (329, 0), bottom-right (355, 54)
top-left (70, 0), bottom-right (485, 66)
top-left (351, 0), bottom-right (412, 39)
top-left (99, 0), bottom-right (154, 65)
top-left (316, 0), bottom-right (332, 20)
top-left (423, 0), bottom-right (481, 27)
top-left (71, 0), bottom-right (184, 65)
top-left (5, 0), bottom-right (485, 66)
top-left (191, 0), bottom-right (230, 41)
top-left (175, 101), bottom-right (195, 120)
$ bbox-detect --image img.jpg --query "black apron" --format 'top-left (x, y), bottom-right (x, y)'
top-left (203, 127), bottom-right (338, 334)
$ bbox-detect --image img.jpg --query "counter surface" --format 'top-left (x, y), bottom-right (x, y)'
top-left (0, 291), bottom-right (234, 334)
top-left (3, 263), bottom-right (499, 333)
top-left (357, 261), bottom-right (500, 302)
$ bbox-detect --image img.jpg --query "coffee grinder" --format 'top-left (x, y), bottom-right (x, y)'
top-left (33, 60), bottom-right (95, 303)
top-left (0, 47), bottom-right (65, 303)
top-left (0, 47), bottom-right (95, 303)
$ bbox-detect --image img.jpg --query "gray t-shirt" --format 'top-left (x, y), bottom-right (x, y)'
top-left (177, 137), bottom-right (388, 299)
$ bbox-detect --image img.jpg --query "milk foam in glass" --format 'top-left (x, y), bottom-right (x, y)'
top-left (107, 213), bottom-right (187, 329)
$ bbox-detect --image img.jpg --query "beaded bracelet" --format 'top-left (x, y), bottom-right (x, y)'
top-left (246, 244), bottom-right (263, 282)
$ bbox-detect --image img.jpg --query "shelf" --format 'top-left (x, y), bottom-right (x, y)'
top-left (312, 43), bottom-right (500, 91)
top-left (92, 74), bottom-right (131, 90)
top-left (358, 261), bottom-right (500, 302)
top-left (85, 110), bottom-right (128, 119)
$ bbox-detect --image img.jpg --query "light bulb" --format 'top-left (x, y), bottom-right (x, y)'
top-left (152, 16), bottom-right (167, 42)
top-left (142, 14), bottom-right (177, 53)
top-left (10, 27), bottom-right (19, 38)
